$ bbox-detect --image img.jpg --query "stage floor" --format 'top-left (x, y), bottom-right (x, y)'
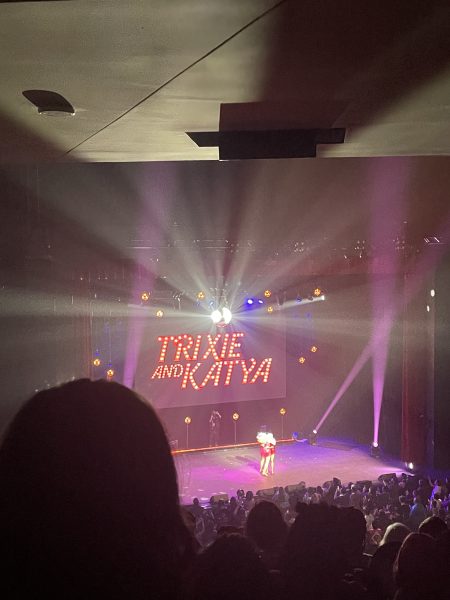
top-left (174, 438), bottom-right (405, 505)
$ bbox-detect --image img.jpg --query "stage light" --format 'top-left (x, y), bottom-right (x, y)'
top-left (141, 291), bottom-right (150, 302)
top-left (197, 291), bottom-right (205, 300)
top-left (430, 289), bottom-right (435, 297)
top-left (310, 345), bottom-right (318, 353)
top-left (232, 412), bottom-right (240, 444)
top-left (258, 299), bottom-right (264, 304)
top-left (264, 290), bottom-right (272, 298)
top-left (298, 356), bottom-right (306, 364)
top-left (279, 407), bottom-right (287, 438)
top-left (313, 288), bottom-right (322, 297)
top-left (309, 430), bottom-right (318, 445)
top-left (184, 416), bottom-right (191, 448)
top-left (370, 442), bottom-right (380, 458)
top-left (211, 309), bottom-right (222, 323)
top-left (267, 306), bottom-right (274, 313)
top-left (246, 298), bottom-right (254, 305)
top-left (92, 357), bottom-right (101, 367)
top-left (211, 307), bottom-right (232, 326)
top-left (106, 368), bottom-right (114, 378)
top-left (222, 307), bottom-right (232, 324)
top-left (426, 305), bottom-right (430, 312)
top-left (406, 461), bottom-right (414, 470)
top-left (156, 309), bottom-right (164, 318)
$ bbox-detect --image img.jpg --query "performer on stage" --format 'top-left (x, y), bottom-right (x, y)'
top-left (209, 409), bottom-right (222, 447)
top-left (267, 432), bottom-right (276, 475)
top-left (257, 431), bottom-right (276, 476)
top-left (257, 431), bottom-right (271, 476)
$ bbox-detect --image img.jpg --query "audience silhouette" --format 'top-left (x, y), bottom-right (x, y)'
top-left (0, 378), bottom-right (448, 599)
top-left (0, 379), bottom-right (192, 598)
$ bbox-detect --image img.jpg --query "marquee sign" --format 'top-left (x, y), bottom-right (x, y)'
top-left (150, 332), bottom-right (272, 390)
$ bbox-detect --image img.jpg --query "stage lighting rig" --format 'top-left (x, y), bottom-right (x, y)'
top-left (308, 430), bottom-right (318, 445)
top-left (370, 442), bottom-right (380, 458)
top-left (210, 306), bottom-right (232, 326)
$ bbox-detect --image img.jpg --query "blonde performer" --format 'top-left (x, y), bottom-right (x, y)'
top-left (256, 432), bottom-right (270, 476)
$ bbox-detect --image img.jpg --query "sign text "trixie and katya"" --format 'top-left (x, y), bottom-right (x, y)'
top-left (151, 332), bottom-right (272, 390)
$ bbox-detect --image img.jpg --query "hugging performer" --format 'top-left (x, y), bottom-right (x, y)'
top-left (257, 432), bottom-right (273, 476)
top-left (267, 432), bottom-right (276, 475)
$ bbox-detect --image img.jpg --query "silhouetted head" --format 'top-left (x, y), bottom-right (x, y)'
top-left (418, 515), bottom-right (447, 540)
top-left (185, 534), bottom-right (272, 600)
top-left (337, 507), bottom-right (367, 567)
top-left (367, 541), bottom-right (402, 600)
top-left (246, 500), bottom-right (287, 552)
top-left (394, 533), bottom-right (439, 598)
top-left (380, 522), bottom-right (411, 546)
top-left (282, 503), bottom-right (344, 599)
top-left (0, 379), bottom-right (190, 598)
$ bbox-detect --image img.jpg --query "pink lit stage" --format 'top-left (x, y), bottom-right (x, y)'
top-left (174, 438), bottom-right (405, 505)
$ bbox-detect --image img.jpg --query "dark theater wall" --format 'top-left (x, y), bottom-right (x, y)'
top-left (433, 253), bottom-right (450, 469)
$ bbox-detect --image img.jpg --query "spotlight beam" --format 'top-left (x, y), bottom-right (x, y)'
top-left (314, 342), bottom-right (372, 432)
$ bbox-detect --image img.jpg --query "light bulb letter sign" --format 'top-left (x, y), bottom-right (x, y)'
top-left (151, 331), bottom-right (274, 391)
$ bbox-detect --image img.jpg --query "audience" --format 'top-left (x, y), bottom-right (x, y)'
top-left (0, 378), bottom-right (448, 599)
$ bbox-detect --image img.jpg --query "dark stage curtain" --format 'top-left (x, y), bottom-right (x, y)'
top-left (401, 274), bottom-right (428, 465)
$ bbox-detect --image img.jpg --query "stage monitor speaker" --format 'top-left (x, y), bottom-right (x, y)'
top-left (285, 484), bottom-right (301, 494)
top-left (256, 487), bottom-right (275, 497)
top-left (404, 474), bottom-right (421, 490)
top-left (378, 473), bottom-right (397, 482)
top-left (211, 493), bottom-right (229, 504)
top-left (356, 480), bottom-right (373, 488)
